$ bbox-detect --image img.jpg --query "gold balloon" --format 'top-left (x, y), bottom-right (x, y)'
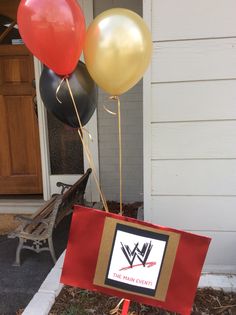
top-left (84, 8), bottom-right (152, 96)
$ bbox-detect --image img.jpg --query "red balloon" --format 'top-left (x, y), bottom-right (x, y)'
top-left (17, 0), bottom-right (86, 75)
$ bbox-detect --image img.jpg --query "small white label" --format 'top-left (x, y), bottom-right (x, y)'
top-left (12, 39), bottom-right (24, 45)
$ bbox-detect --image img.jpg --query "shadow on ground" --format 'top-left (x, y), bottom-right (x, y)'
top-left (0, 215), bottom-right (71, 315)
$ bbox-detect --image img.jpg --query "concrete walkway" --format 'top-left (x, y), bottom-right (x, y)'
top-left (0, 215), bottom-right (71, 315)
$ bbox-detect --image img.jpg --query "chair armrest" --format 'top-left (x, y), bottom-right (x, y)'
top-left (39, 219), bottom-right (50, 228)
top-left (9, 215), bottom-right (32, 236)
top-left (52, 193), bottom-right (60, 197)
top-left (15, 215), bottom-right (33, 223)
top-left (16, 215), bottom-right (49, 226)
top-left (56, 182), bottom-right (73, 194)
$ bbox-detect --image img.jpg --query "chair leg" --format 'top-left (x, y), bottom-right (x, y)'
top-left (13, 238), bottom-right (24, 266)
top-left (48, 237), bottom-right (56, 264)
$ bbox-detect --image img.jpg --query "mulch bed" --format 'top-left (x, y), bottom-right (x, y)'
top-left (49, 286), bottom-right (236, 315)
top-left (105, 201), bottom-right (142, 218)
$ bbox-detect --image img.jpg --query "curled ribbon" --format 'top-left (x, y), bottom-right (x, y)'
top-left (56, 78), bottom-right (93, 141)
top-left (55, 77), bottom-right (65, 103)
top-left (110, 299), bottom-right (131, 315)
top-left (110, 299), bottom-right (124, 315)
top-left (55, 75), bottom-right (69, 103)
top-left (104, 105), bottom-right (117, 116)
top-left (55, 77), bottom-right (108, 211)
top-left (82, 127), bottom-right (93, 142)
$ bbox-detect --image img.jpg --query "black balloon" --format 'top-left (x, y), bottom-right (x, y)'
top-left (39, 61), bottom-right (97, 128)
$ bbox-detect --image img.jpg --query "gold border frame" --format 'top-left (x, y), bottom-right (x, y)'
top-left (94, 217), bottom-right (180, 301)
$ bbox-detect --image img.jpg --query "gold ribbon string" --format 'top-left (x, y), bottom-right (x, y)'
top-left (79, 130), bottom-right (109, 212)
top-left (110, 298), bottom-right (124, 315)
top-left (110, 299), bottom-right (134, 315)
top-left (56, 78), bottom-right (93, 143)
top-left (105, 96), bottom-right (123, 215)
top-left (117, 96), bottom-right (123, 215)
top-left (104, 105), bottom-right (117, 116)
top-left (82, 127), bottom-right (93, 142)
top-left (65, 78), bottom-right (109, 212)
top-left (55, 77), bottom-right (66, 103)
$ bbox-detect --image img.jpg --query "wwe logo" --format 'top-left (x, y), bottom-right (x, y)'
top-left (120, 241), bottom-right (153, 268)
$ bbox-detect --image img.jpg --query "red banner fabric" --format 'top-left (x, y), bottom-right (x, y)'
top-left (61, 206), bottom-right (211, 315)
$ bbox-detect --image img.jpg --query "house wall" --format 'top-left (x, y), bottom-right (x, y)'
top-left (144, 0), bottom-right (236, 273)
top-left (93, 0), bottom-right (143, 202)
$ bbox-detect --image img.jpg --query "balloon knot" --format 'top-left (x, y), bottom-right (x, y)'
top-left (109, 95), bottom-right (119, 101)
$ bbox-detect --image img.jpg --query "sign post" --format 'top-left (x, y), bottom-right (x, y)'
top-left (121, 299), bottom-right (130, 315)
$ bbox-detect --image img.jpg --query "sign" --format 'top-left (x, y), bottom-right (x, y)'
top-left (94, 218), bottom-right (180, 302)
top-left (61, 206), bottom-right (211, 315)
top-left (105, 224), bottom-right (168, 295)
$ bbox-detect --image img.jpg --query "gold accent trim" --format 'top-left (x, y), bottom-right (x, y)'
top-left (94, 217), bottom-right (180, 301)
top-left (104, 96), bottom-right (123, 214)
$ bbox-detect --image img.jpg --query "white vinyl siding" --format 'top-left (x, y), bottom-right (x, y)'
top-left (151, 81), bottom-right (236, 122)
top-left (152, 39), bottom-right (236, 83)
top-left (144, 0), bottom-right (236, 273)
top-left (152, 122), bottom-right (236, 159)
top-left (151, 0), bottom-right (236, 41)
